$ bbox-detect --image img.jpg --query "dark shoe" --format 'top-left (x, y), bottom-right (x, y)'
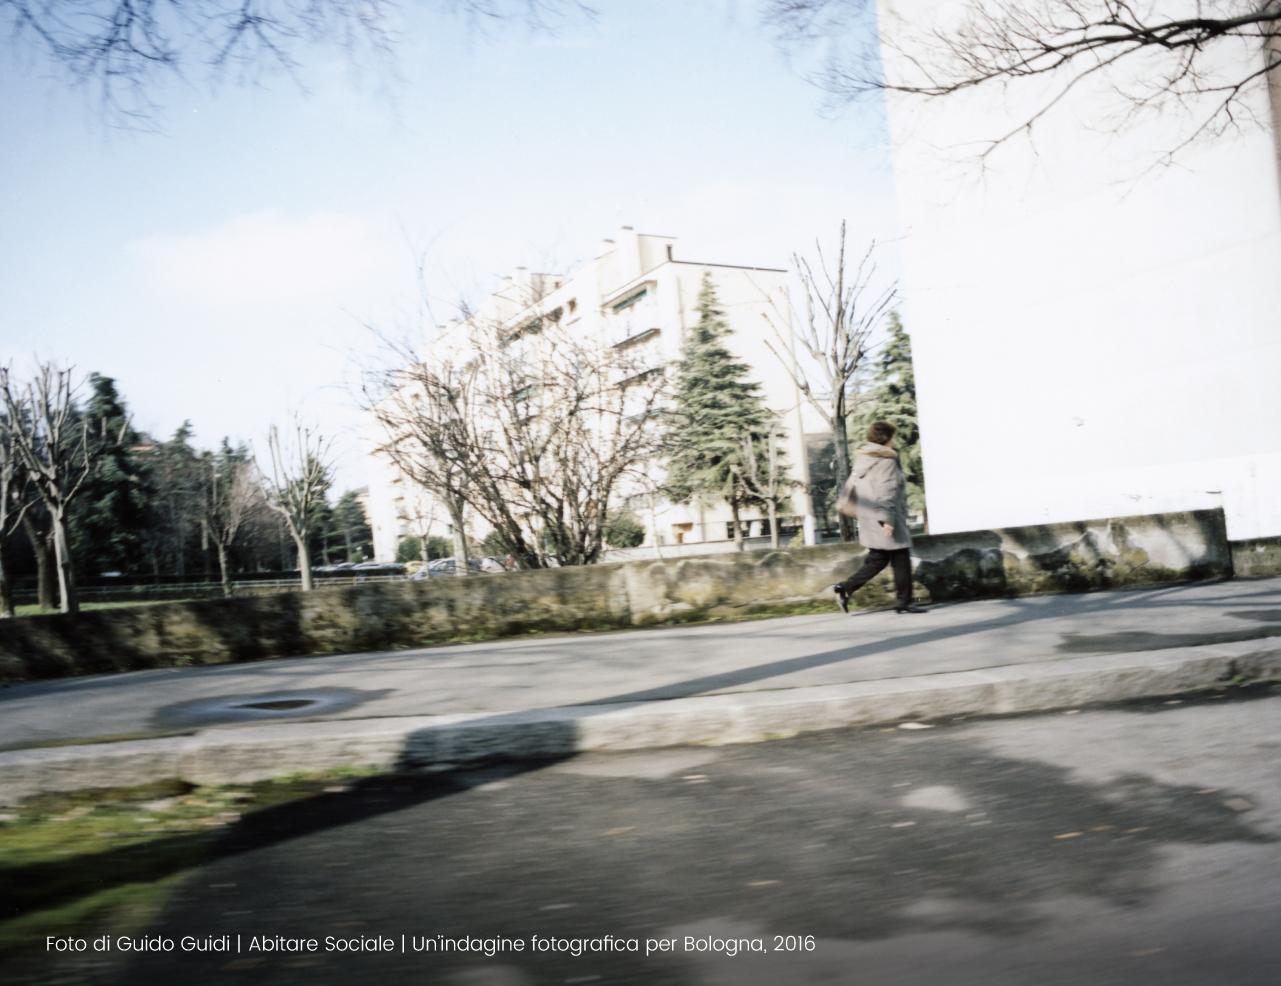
top-left (895, 604), bottom-right (929, 614)
top-left (833, 585), bottom-right (850, 613)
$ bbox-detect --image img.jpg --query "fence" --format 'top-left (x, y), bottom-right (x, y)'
top-left (12, 574), bottom-right (410, 605)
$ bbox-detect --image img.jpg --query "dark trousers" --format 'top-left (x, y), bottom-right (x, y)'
top-left (837, 548), bottom-right (913, 609)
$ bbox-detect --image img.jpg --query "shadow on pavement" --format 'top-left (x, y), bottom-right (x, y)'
top-left (8, 579), bottom-right (1281, 976)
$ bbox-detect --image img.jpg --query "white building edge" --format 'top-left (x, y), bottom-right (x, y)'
top-left (880, 0), bottom-right (1281, 543)
top-left (366, 227), bottom-right (830, 563)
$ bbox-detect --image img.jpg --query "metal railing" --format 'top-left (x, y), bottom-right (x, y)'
top-left (11, 574), bottom-right (412, 605)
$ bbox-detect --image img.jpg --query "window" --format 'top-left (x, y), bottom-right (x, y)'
top-left (612, 287), bottom-right (648, 312)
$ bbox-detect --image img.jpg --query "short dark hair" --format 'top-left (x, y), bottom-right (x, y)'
top-left (867, 420), bottom-right (896, 444)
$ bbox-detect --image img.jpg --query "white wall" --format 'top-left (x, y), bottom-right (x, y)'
top-left (881, 0), bottom-right (1281, 540)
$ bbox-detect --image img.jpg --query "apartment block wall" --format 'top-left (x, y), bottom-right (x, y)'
top-left (881, 0), bottom-right (1281, 541)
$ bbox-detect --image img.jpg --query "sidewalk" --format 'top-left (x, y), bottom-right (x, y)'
top-left (2, 578), bottom-right (1280, 801)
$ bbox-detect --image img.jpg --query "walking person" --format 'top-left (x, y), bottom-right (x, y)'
top-left (831, 420), bottom-right (927, 614)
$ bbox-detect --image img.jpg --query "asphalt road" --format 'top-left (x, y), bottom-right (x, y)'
top-left (26, 688), bottom-right (1281, 986)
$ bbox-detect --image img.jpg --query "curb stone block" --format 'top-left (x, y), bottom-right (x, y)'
top-left (1, 637), bottom-right (1277, 804)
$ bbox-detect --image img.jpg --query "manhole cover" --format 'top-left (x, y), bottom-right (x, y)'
top-left (236, 699), bottom-right (316, 711)
top-left (153, 687), bottom-right (391, 729)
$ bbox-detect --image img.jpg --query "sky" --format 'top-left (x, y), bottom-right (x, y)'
top-left (0, 0), bottom-right (897, 493)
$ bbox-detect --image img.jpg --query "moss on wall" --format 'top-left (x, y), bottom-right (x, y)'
top-left (1231, 537), bottom-right (1281, 578)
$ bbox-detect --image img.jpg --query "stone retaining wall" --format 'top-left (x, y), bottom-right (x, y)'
top-left (0, 508), bottom-right (1232, 682)
top-left (1230, 537), bottom-right (1281, 578)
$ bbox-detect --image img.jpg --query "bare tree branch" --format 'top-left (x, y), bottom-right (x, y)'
top-left (258, 416), bottom-right (334, 590)
top-left (759, 222), bottom-right (896, 541)
top-left (2, 0), bottom-right (594, 123)
top-left (366, 275), bottom-right (667, 569)
top-left (202, 444), bottom-right (263, 595)
top-left (0, 361), bottom-right (127, 613)
top-left (767, 0), bottom-right (1281, 167)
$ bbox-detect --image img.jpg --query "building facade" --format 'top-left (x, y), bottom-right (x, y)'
top-left (880, 0), bottom-right (1281, 541)
top-left (366, 228), bottom-right (826, 562)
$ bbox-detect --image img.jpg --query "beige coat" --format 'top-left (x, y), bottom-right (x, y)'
top-left (846, 442), bottom-right (912, 550)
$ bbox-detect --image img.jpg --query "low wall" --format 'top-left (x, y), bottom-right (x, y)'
top-left (1231, 537), bottom-right (1281, 578)
top-left (0, 508), bottom-right (1231, 682)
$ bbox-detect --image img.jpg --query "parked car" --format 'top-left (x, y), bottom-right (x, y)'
top-left (314, 561), bottom-right (358, 574)
top-left (350, 561), bottom-right (406, 576)
top-left (411, 556), bottom-right (501, 579)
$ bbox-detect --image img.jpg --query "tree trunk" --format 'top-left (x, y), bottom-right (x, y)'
top-left (295, 533), bottom-right (314, 591)
top-left (200, 518), bottom-right (212, 579)
top-left (730, 498), bottom-right (744, 551)
top-left (832, 413), bottom-right (855, 542)
top-left (23, 516), bottom-right (57, 610)
top-left (216, 541), bottom-right (232, 598)
top-left (447, 500), bottom-right (470, 576)
top-left (0, 546), bottom-right (13, 618)
top-left (51, 507), bottom-right (78, 614)
top-left (768, 500), bottom-right (780, 549)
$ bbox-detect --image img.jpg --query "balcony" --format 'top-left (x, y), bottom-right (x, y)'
top-left (604, 289), bottom-right (660, 348)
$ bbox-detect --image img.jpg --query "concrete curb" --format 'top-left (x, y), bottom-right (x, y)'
top-left (3, 637), bottom-right (1278, 803)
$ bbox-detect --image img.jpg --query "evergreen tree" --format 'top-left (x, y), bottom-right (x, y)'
top-left (332, 490), bottom-right (373, 562)
top-left (395, 535), bottom-right (422, 564)
top-left (849, 313), bottom-right (926, 514)
top-left (603, 509), bottom-right (646, 549)
top-left (307, 498), bottom-right (338, 566)
top-left (70, 374), bottom-right (149, 576)
top-left (139, 422), bottom-right (205, 576)
top-left (666, 274), bottom-right (782, 548)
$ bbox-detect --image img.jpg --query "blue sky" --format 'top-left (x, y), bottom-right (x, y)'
top-left (0, 0), bottom-right (895, 491)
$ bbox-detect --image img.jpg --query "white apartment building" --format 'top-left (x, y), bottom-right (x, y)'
top-left (366, 228), bottom-right (827, 562)
top-left (879, 0), bottom-right (1281, 541)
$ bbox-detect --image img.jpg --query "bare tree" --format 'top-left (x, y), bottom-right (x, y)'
top-left (0, 361), bottom-right (128, 606)
top-left (762, 222), bottom-right (895, 541)
top-left (367, 356), bottom-right (476, 575)
top-left (202, 445), bottom-right (263, 596)
top-left (0, 405), bottom-right (34, 618)
top-left (2, 0), bottom-right (591, 123)
top-left (259, 419), bottom-right (334, 591)
top-left (369, 300), bottom-right (667, 570)
top-left (768, 0), bottom-right (1281, 167)
top-left (404, 496), bottom-right (439, 566)
top-left (0, 363), bottom-right (126, 614)
top-left (464, 314), bottom-right (668, 567)
top-left (733, 425), bottom-right (798, 550)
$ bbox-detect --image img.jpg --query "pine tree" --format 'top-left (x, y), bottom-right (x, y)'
top-left (665, 274), bottom-right (782, 548)
top-left (139, 422), bottom-right (205, 576)
top-left (70, 374), bottom-right (148, 577)
top-left (332, 490), bottom-right (373, 562)
top-left (850, 312), bottom-right (926, 514)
